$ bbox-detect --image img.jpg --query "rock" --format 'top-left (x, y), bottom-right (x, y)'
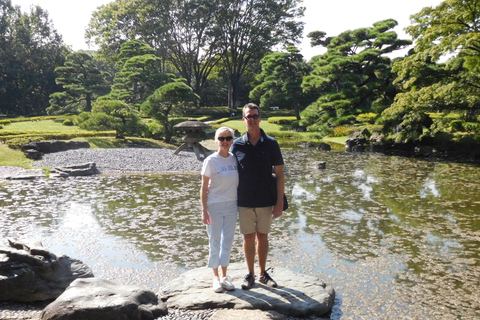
top-left (369, 133), bottom-right (383, 144)
top-left (50, 162), bottom-right (98, 177)
top-left (299, 142), bottom-right (317, 148)
top-left (317, 143), bottom-right (331, 151)
top-left (41, 278), bottom-right (167, 320)
top-left (0, 239), bottom-right (93, 302)
top-left (4, 168), bottom-right (45, 180)
top-left (314, 161), bottom-right (326, 169)
top-left (24, 149), bottom-right (43, 160)
top-left (209, 309), bottom-right (286, 320)
top-left (345, 138), bottom-right (367, 152)
top-left (21, 140), bottom-right (90, 154)
top-left (158, 263), bottom-right (334, 318)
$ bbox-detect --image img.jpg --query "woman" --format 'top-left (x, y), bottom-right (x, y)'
top-left (200, 126), bottom-right (238, 292)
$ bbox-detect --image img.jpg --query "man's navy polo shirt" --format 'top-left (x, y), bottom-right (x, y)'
top-left (231, 128), bottom-right (284, 208)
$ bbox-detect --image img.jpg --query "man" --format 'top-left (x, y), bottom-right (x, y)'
top-left (231, 103), bottom-right (285, 290)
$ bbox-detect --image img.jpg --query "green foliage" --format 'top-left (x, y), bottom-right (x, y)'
top-left (463, 122), bottom-right (480, 133)
top-left (450, 120), bottom-right (464, 132)
top-left (267, 116), bottom-right (297, 125)
top-left (187, 107), bottom-right (236, 118)
top-left (301, 19), bottom-right (410, 132)
top-left (48, 52), bottom-right (110, 115)
top-left (86, 0), bottom-right (304, 109)
top-left (106, 40), bottom-right (176, 108)
top-left (1, 131), bottom-right (115, 147)
top-left (143, 120), bottom-right (164, 139)
top-left (142, 82), bottom-right (199, 142)
top-left (387, 0), bottom-right (480, 141)
top-left (356, 113), bottom-right (378, 124)
top-left (77, 100), bottom-right (145, 138)
top-left (63, 119), bottom-right (74, 126)
top-left (0, 2), bottom-right (66, 116)
top-left (250, 46), bottom-right (313, 119)
top-left (330, 126), bottom-right (356, 137)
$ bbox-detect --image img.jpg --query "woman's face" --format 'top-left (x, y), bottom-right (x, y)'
top-left (216, 130), bottom-right (234, 150)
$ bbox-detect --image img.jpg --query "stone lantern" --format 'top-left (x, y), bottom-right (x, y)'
top-left (173, 119), bottom-right (211, 160)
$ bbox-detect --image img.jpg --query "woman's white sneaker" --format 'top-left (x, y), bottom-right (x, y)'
top-left (221, 276), bottom-right (235, 291)
top-left (213, 277), bottom-right (223, 293)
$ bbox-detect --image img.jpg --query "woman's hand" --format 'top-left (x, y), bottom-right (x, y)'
top-left (202, 209), bottom-right (211, 225)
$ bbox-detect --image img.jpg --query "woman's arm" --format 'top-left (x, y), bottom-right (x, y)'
top-left (200, 175), bottom-right (211, 225)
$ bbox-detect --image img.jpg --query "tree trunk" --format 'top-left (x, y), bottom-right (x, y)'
top-left (85, 93), bottom-right (92, 112)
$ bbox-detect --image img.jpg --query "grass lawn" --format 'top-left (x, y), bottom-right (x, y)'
top-left (4, 119), bottom-right (82, 132)
top-left (219, 119), bottom-right (287, 134)
top-left (0, 144), bottom-right (33, 167)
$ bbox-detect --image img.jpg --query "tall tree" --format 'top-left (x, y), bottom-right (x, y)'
top-left (48, 52), bottom-right (110, 115)
top-left (0, 1), bottom-right (66, 116)
top-left (85, 0), bottom-right (304, 108)
top-left (250, 46), bottom-right (312, 119)
top-left (216, 0), bottom-right (304, 108)
top-left (385, 0), bottom-right (480, 136)
top-left (106, 40), bottom-right (175, 108)
top-left (87, 0), bottom-right (222, 105)
top-left (300, 19), bottom-right (410, 134)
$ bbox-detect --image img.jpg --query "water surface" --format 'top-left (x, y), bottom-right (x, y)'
top-left (1, 149), bottom-right (479, 319)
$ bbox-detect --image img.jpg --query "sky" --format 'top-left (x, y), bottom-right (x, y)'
top-left (11, 0), bottom-right (444, 60)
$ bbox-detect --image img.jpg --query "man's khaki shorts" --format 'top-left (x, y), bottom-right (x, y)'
top-left (238, 206), bottom-right (273, 235)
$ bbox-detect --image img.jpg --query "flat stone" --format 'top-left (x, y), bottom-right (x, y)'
top-left (41, 278), bottom-right (167, 320)
top-left (209, 309), bottom-right (286, 320)
top-left (4, 168), bottom-right (45, 180)
top-left (158, 263), bottom-right (334, 318)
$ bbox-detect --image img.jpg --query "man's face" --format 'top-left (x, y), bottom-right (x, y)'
top-left (243, 108), bottom-right (261, 129)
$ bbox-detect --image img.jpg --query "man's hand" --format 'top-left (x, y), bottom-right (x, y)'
top-left (272, 203), bottom-right (283, 219)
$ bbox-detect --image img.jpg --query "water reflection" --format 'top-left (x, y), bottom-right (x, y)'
top-left (1, 150), bottom-right (480, 319)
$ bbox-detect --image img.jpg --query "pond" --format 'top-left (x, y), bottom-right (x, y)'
top-left (1, 149), bottom-right (480, 319)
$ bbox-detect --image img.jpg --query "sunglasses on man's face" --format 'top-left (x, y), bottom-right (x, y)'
top-left (218, 136), bottom-right (233, 142)
top-left (244, 114), bottom-right (260, 120)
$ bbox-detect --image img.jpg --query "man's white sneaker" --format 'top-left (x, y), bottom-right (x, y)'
top-left (213, 277), bottom-right (223, 293)
top-left (220, 276), bottom-right (235, 291)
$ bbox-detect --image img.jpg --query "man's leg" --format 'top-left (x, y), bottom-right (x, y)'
top-left (243, 232), bottom-right (256, 274)
top-left (257, 231), bottom-right (268, 275)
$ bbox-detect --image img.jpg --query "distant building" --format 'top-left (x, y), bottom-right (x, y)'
top-left (269, 106), bottom-right (279, 110)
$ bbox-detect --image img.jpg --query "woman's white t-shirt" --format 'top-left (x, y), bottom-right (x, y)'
top-left (201, 152), bottom-right (239, 204)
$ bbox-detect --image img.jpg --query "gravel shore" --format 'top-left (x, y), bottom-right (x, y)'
top-left (31, 147), bottom-right (205, 174)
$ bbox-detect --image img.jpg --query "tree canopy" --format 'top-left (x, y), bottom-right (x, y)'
top-left (300, 19), bottom-right (410, 134)
top-left (384, 0), bottom-right (480, 141)
top-left (250, 46), bottom-right (312, 119)
top-left (0, 0), bottom-right (66, 116)
top-left (86, 0), bottom-right (304, 108)
top-left (48, 52), bottom-right (110, 115)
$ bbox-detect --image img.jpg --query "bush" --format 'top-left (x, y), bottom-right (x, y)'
top-left (330, 126), bottom-right (356, 137)
top-left (356, 113), bottom-right (378, 124)
top-left (63, 119), bottom-right (74, 126)
top-left (143, 120), bottom-right (165, 139)
top-left (267, 116), bottom-right (297, 125)
top-left (463, 122), bottom-right (480, 133)
top-left (450, 120), bottom-right (465, 132)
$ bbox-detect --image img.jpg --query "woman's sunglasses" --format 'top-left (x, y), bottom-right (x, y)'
top-left (218, 136), bottom-right (233, 142)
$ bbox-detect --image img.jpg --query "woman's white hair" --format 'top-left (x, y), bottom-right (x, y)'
top-left (214, 126), bottom-right (235, 141)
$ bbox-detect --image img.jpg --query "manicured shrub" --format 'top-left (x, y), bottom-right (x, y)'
top-left (356, 113), bottom-right (378, 124)
top-left (330, 126), bottom-right (356, 137)
top-left (267, 116), bottom-right (297, 125)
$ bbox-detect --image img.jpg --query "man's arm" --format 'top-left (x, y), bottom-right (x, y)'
top-left (272, 164), bottom-right (285, 219)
